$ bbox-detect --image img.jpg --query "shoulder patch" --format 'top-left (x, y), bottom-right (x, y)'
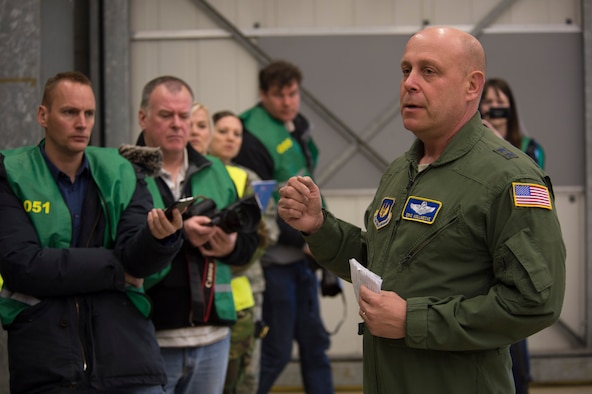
top-left (402, 196), bottom-right (442, 224)
top-left (373, 197), bottom-right (395, 230)
top-left (494, 147), bottom-right (519, 160)
top-left (512, 182), bottom-right (552, 210)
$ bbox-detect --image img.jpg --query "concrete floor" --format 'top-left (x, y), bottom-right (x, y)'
top-left (272, 358), bottom-right (592, 393)
top-left (529, 386), bottom-right (592, 394)
top-left (270, 385), bottom-right (592, 393)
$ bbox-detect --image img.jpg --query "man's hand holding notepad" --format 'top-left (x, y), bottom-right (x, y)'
top-left (349, 258), bottom-right (382, 301)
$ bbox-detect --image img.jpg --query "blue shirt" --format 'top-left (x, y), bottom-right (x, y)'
top-left (41, 145), bottom-right (90, 246)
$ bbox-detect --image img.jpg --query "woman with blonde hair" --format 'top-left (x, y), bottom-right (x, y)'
top-left (189, 102), bottom-right (212, 154)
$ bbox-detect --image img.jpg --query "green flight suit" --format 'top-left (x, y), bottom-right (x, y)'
top-left (305, 113), bottom-right (566, 394)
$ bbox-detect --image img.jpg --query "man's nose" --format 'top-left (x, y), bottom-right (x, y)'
top-left (172, 114), bottom-right (183, 127)
top-left (402, 72), bottom-right (419, 92)
top-left (76, 114), bottom-right (88, 128)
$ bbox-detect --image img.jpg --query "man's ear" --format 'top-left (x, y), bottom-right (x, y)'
top-left (37, 105), bottom-right (48, 128)
top-left (260, 87), bottom-right (274, 103)
top-left (138, 108), bottom-right (147, 130)
top-left (467, 71), bottom-right (485, 101)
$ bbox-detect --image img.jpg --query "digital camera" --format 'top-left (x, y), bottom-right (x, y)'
top-left (187, 195), bottom-right (261, 234)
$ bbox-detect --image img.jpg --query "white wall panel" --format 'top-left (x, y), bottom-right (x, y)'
top-left (157, 41), bottom-right (199, 84)
top-left (130, 0), bottom-right (582, 34)
top-left (504, 0), bottom-right (580, 25)
top-left (433, 0), bottom-right (473, 25)
top-left (234, 45), bottom-right (260, 112)
top-left (315, 0), bottom-right (355, 27)
top-left (420, 0), bottom-right (436, 25)
top-left (548, 0), bottom-right (581, 25)
top-left (512, 0), bottom-right (548, 24)
top-left (554, 188), bottom-right (587, 339)
top-left (472, 0), bottom-right (503, 23)
top-left (129, 41), bottom-right (162, 139)
top-left (393, 1), bottom-right (423, 26)
top-left (160, 0), bottom-right (200, 29)
top-left (130, 0), bottom-right (220, 30)
top-left (129, 37), bottom-right (259, 140)
top-left (192, 40), bottom-right (257, 115)
top-left (275, 0), bottom-right (315, 27)
top-left (353, 0), bottom-right (394, 27)
top-left (129, 0), bottom-right (160, 31)
top-left (235, 0), bottom-right (268, 28)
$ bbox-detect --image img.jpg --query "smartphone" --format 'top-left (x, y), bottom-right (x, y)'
top-left (164, 196), bottom-right (198, 219)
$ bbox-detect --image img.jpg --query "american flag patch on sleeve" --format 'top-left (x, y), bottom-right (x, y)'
top-left (512, 182), bottom-right (552, 210)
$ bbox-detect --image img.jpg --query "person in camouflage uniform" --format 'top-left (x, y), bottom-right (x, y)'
top-left (206, 110), bottom-right (278, 394)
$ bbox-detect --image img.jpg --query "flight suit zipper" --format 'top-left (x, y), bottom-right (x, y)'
top-left (399, 215), bottom-right (459, 268)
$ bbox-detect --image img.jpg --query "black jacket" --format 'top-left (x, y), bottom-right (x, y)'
top-left (136, 136), bottom-right (259, 329)
top-left (0, 150), bottom-right (183, 393)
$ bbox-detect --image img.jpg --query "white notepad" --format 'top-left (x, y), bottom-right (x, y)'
top-left (349, 258), bottom-right (382, 301)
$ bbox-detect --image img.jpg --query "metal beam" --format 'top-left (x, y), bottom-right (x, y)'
top-left (317, 0), bottom-right (518, 185)
top-left (99, 0), bottom-right (131, 147)
top-left (583, 0), bottom-right (592, 348)
top-left (190, 0), bottom-right (391, 179)
top-left (469, 0), bottom-right (519, 37)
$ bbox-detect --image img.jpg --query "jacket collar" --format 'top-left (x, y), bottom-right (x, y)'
top-left (135, 131), bottom-right (212, 170)
top-left (406, 112), bottom-right (484, 167)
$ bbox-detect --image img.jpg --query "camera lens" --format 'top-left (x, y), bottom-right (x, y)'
top-left (488, 107), bottom-right (510, 119)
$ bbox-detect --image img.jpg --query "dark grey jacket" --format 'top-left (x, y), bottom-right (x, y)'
top-left (0, 146), bottom-right (182, 393)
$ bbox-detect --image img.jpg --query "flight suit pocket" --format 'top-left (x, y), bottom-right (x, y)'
top-left (505, 228), bottom-right (552, 305)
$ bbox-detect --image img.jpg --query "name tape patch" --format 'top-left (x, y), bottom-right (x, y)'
top-left (402, 196), bottom-right (442, 224)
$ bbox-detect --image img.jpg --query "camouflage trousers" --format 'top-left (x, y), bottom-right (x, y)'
top-left (224, 307), bottom-right (255, 394)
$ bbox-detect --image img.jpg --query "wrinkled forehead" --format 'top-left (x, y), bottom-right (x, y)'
top-left (149, 85), bottom-right (192, 112)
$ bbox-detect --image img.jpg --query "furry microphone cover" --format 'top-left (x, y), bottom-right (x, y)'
top-left (118, 144), bottom-right (163, 177)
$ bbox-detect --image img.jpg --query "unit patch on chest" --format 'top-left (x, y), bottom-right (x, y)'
top-left (373, 197), bottom-right (395, 230)
top-left (402, 196), bottom-right (442, 224)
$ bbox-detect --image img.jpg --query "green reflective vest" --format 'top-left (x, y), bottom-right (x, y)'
top-left (0, 144), bottom-right (146, 324)
top-left (144, 154), bottom-right (238, 321)
top-left (240, 106), bottom-right (318, 201)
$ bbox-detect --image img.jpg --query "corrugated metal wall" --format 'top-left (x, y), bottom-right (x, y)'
top-left (128, 0), bottom-right (581, 135)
